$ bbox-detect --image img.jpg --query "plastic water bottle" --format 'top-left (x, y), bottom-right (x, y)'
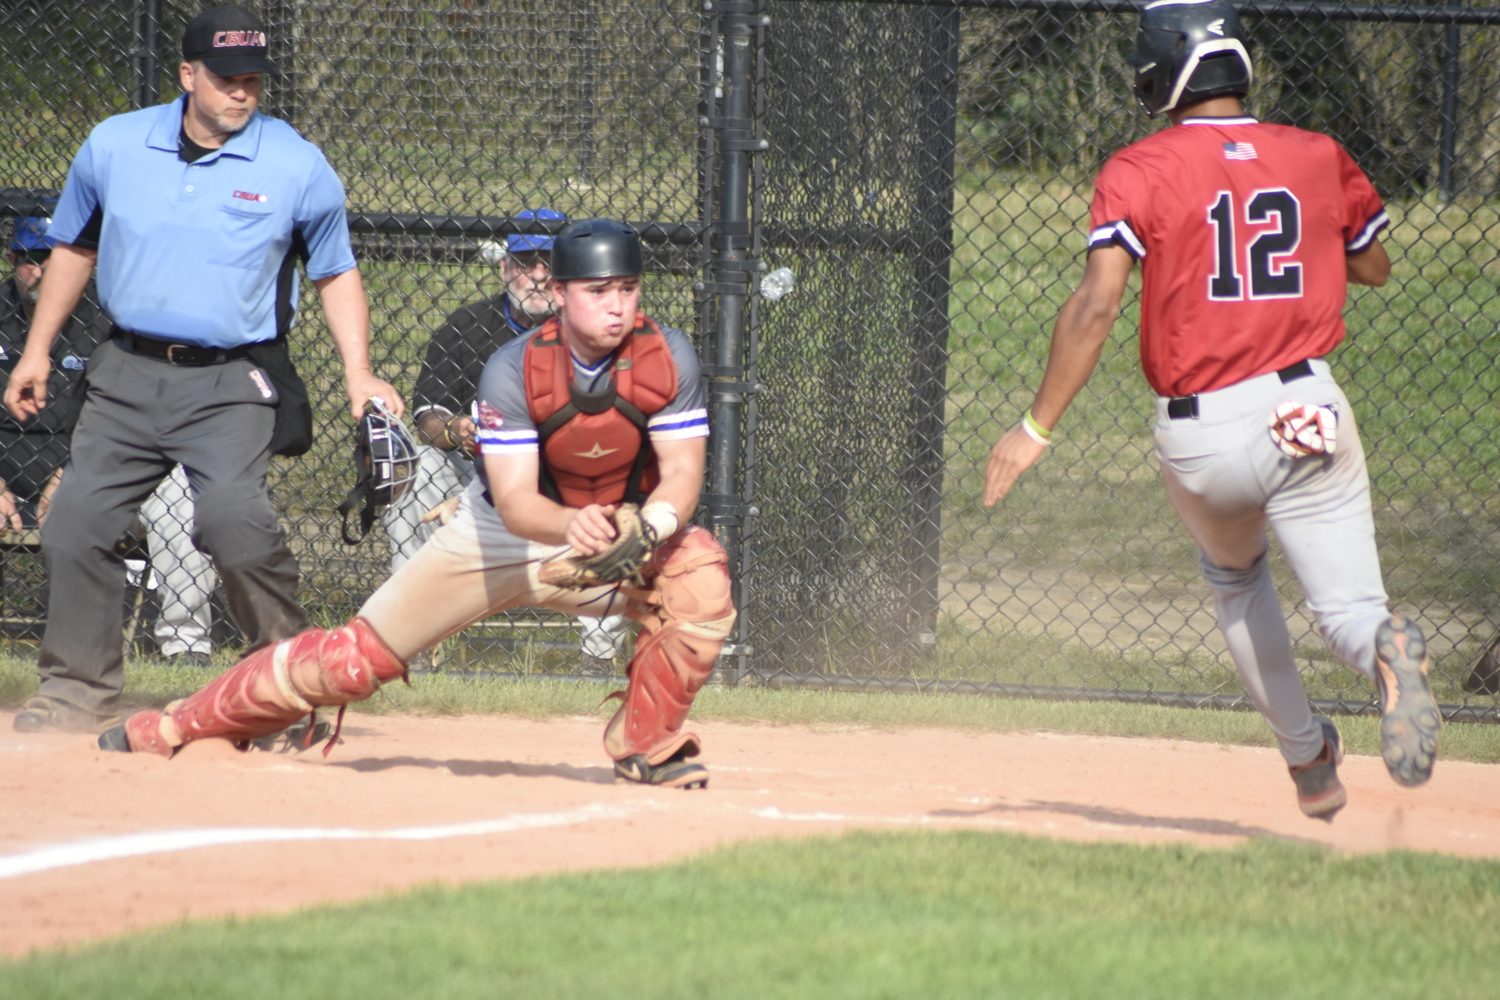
top-left (759, 266), bottom-right (796, 302)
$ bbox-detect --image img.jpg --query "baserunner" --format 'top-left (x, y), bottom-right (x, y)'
top-left (983, 0), bottom-right (1441, 821)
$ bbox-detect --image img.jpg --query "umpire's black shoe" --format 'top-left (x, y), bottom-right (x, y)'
top-left (1374, 617), bottom-right (1442, 788)
top-left (614, 748), bottom-right (709, 789)
top-left (14, 696), bottom-right (118, 735)
top-left (1289, 716), bottom-right (1346, 822)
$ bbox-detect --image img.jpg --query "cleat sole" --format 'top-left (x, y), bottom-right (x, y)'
top-left (1375, 618), bottom-right (1442, 788)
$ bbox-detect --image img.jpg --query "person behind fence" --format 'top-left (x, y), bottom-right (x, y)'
top-left (0, 216), bottom-right (111, 536)
top-left (982, 0), bottom-right (1440, 822)
top-left (390, 207), bottom-right (630, 672)
top-left (103, 218), bottom-right (734, 789)
top-left (141, 464), bottom-right (220, 665)
top-left (4, 4), bottom-right (402, 735)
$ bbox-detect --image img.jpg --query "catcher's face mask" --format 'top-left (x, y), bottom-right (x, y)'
top-left (338, 397), bottom-right (419, 544)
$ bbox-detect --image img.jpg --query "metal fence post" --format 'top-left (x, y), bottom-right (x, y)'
top-left (702, 0), bottom-right (768, 680)
top-left (1440, 0), bottom-right (1463, 200)
top-left (131, 0), bottom-right (163, 111)
top-left (905, 7), bottom-right (961, 654)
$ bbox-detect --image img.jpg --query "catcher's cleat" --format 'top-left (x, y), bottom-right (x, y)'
top-left (97, 710), bottom-right (177, 756)
top-left (1462, 630), bottom-right (1500, 696)
top-left (98, 716), bottom-right (335, 755)
top-left (1289, 716), bottom-right (1346, 822)
top-left (248, 717), bottom-right (334, 753)
top-left (97, 723), bottom-right (131, 753)
top-left (1374, 617), bottom-right (1443, 788)
top-left (614, 748), bottom-right (709, 789)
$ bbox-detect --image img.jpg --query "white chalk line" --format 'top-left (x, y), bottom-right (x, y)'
top-left (749, 805), bottom-right (1016, 829)
top-left (3, 799), bottom-right (1036, 882)
top-left (0, 802), bottom-right (631, 880)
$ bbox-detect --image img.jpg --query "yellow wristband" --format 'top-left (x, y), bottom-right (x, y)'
top-left (442, 416), bottom-right (465, 449)
top-left (1021, 410), bottom-right (1053, 446)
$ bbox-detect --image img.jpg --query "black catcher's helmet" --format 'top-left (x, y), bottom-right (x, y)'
top-left (338, 397), bottom-right (418, 545)
top-left (1129, 0), bottom-right (1252, 117)
top-left (550, 218), bottom-right (644, 281)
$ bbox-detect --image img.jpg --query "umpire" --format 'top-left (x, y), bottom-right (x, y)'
top-left (4, 4), bottom-right (402, 733)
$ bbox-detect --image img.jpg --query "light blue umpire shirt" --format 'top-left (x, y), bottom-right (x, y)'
top-left (48, 94), bottom-right (357, 349)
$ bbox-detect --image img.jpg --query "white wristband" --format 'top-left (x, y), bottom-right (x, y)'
top-left (640, 501), bottom-right (680, 541)
top-left (1020, 419), bottom-right (1051, 447)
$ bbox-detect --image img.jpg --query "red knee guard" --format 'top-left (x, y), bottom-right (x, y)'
top-left (604, 527), bottom-right (736, 764)
top-left (124, 617), bottom-right (405, 757)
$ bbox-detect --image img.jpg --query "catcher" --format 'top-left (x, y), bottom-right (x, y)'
top-left (101, 218), bottom-right (732, 788)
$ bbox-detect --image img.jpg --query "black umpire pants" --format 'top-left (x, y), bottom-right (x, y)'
top-left (35, 339), bottom-right (309, 717)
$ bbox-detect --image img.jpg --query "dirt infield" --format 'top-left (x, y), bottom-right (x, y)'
top-left (5, 713), bottom-right (1500, 959)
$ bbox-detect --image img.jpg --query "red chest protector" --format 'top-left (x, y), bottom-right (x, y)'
top-left (524, 313), bottom-right (679, 508)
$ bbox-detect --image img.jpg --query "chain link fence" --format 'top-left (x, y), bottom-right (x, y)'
top-left (3, 1), bottom-right (1499, 719)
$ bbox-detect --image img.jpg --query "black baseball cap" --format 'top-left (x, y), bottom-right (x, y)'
top-left (182, 4), bottom-right (276, 77)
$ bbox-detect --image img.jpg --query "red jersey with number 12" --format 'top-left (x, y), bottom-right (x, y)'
top-left (1089, 116), bottom-right (1388, 397)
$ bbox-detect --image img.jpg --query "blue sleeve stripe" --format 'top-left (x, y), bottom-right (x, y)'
top-left (648, 408), bottom-right (708, 431)
top-left (1088, 221), bottom-right (1145, 259)
top-left (477, 429), bottom-right (538, 446)
top-left (1347, 210), bottom-right (1390, 253)
top-left (650, 425), bottom-right (711, 442)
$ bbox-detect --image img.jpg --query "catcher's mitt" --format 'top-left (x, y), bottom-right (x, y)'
top-left (539, 503), bottom-right (658, 589)
top-left (1463, 629), bottom-right (1500, 696)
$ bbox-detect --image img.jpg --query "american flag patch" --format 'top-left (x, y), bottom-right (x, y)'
top-left (1222, 142), bottom-right (1258, 161)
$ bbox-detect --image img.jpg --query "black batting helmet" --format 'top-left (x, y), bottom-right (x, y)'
top-left (550, 218), bottom-right (643, 281)
top-left (1129, 0), bottom-right (1252, 117)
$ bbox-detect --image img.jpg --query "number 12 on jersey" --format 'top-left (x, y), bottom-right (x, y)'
top-left (1206, 188), bottom-right (1303, 301)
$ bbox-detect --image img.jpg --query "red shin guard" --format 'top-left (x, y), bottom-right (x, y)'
top-left (604, 527), bottom-right (736, 764)
top-left (124, 617), bottom-right (405, 757)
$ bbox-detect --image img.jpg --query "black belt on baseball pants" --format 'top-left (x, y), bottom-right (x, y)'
top-left (112, 327), bottom-right (253, 367)
top-left (1166, 359), bottom-right (1315, 420)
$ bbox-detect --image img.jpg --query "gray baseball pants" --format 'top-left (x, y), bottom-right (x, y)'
top-left (1154, 359), bottom-right (1391, 768)
top-left (35, 340), bottom-right (309, 716)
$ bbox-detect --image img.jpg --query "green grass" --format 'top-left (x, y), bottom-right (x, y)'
top-left (5, 832), bottom-right (1500, 996)
top-left (5, 649), bottom-right (1500, 764)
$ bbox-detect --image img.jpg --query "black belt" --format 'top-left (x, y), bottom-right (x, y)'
top-left (113, 329), bottom-right (253, 367)
top-left (1166, 360), bottom-right (1315, 420)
